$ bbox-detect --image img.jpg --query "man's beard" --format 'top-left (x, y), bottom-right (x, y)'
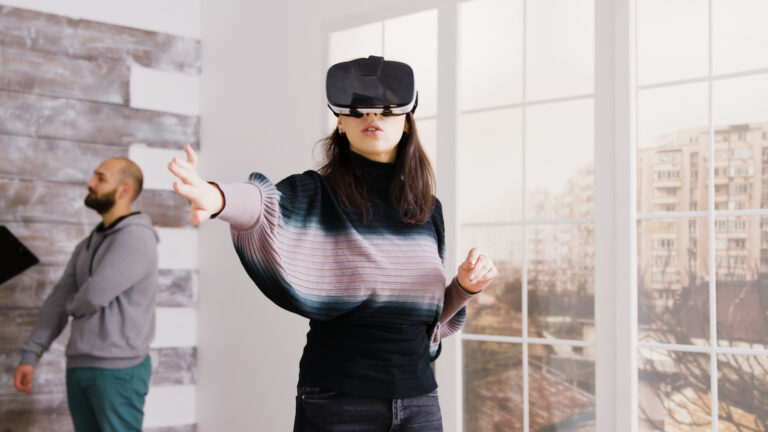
top-left (84, 188), bottom-right (117, 215)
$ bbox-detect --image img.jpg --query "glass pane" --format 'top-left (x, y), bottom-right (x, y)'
top-left (529, 345), bottom-right (595, 431)
top-left (714, 216), bottom-right (767, 347)
top-left (526, 0), bottom-right (594, 101)
top-left (461, 226), bottom-right (523, 337)
top-left (638, 349), bottom-right (711, 432)
top-left (416, 117), bottom-right (437, 175)
top-left (463, 341), bottom-right (523, 432)
top-left (713, 0), bottom-right (768, 75)
top-left (637, 0), bottom-right (708, 85)
top-left (459, 0), bottom-right (523, 110)
top-left (528, 223), bottom-right (595, 340)
top-left (637, 84), bottom-right (709, 213)
top-left (712, 75), bottom-right (768, 209)
top-left (638, 134), bottom-right (710, 213)
top-left (638, 218), bottom-right (709, 345)
top-left (717, 354), bottom-right (768, 431)
top-left (328, 22), bottom-right (382, 66)
top-left (384, 9), bottom-right (438, 118)
top-left (713, 74), bottom-right (768, 128)
top-left (459, 108), bottom-right (523, 223)
top-left (526, 99), bottom-right (594, 220)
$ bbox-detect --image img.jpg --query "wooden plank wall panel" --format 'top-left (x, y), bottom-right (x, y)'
top-left (0, 46), bottom-right (129, 104)
top-left (0, 266), bottom-right (66, 309)
top-left (0, 91), bottom-right (199, 149)
top-left (4, 222), bottom-right (91, 266)
top-left (0, 135), bottom-right (129, 183)
top-left (0, 180), bottom-right (191, 227)
top-left (1, 268), bottom-right (196, 309)
top-left (0, 180), bottom-right (100, 225)
top-left (0, 393), bottom-right (73, 432)
top-left (0, 346), bottom-right (198, 396)
top-left (156, 269), bottom-right (197, 307)
top-left (0, 396), bottom-right (198, 432)
top-left (0, 5), bottom-right (200, 428)
top-left (0, 341), bottom-right (69, 395)
top-left (0, 7), bottom-right (201, 74)
top-left (135, 190), bottom-right (192, 228)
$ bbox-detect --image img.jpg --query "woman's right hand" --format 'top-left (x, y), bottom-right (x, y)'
top-left (168, 144), bottom-right (224, 226)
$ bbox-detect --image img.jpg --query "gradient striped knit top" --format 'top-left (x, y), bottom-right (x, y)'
top-left (217, 153), bottom-right (474, 398)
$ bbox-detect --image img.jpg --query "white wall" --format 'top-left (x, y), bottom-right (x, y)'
top-left (197, 2), bottom-right (320, 430)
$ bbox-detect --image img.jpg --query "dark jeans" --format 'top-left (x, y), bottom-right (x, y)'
top-left (66, 355), bottom-right (151, 432)
top-left (294, 386), bottom-right (443, 432)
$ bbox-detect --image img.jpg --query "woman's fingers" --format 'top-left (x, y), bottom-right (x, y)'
top-left (168, 157), bottom-right (199, 184)
top-left (469, 255), bottom-right (493, 282)
top-left (173, 181), bottom-right (202, 203)
top-left (168, 148), bottom-right (221, 226)
top-left (184, 143), bottom-right (197, 167)
top-left (465, 247), bottom-right (482, 266)
top-left (457, 248), bottom-right (497, 293)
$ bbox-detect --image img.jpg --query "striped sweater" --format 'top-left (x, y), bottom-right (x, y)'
top-left (217, 154), bottom-right (474, 398)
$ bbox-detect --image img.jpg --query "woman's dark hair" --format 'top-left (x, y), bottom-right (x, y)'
top-left (318, 113), bottom-right (435, 225)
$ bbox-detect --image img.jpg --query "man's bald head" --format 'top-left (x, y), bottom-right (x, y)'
top-left (110, 158), bottom-right (143, 202)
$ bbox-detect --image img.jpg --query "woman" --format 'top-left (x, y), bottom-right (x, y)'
top-left (168, 56), bottom-right (497, 432)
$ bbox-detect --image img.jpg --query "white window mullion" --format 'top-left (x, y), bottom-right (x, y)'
top-left (707, 0), bottom-right (718, 430)
top-left (521, 1), bottom-right (530, 430)
top-left (595, 0), bottom-right (618, 429)
top-left (435, 2), bottom-right (462, 432)
top-left (613, 0), bottom-right (637, 431)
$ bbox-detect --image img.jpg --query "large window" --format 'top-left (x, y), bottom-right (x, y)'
top-left (459, 1), bottom-right (596, 430)
top-left (326, 1), bottom-right (768, 431)
top-left (636, 1), bottom-right (768, 430)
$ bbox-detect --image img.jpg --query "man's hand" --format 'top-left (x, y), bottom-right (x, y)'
top-left (168, 143), bottom-right (224, 226)
top-left (14, 364), bottom-right (34, 393)
top-left (457, 247), bottom-right (498, 294)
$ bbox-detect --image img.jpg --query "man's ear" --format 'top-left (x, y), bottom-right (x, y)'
top-left (118, 182), bottom-right (132, 200)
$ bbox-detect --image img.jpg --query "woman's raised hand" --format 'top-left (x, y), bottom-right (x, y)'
top-left (457, 248), bottom-right (498, 294)
top-left (168, 144), bottom-right (224, 226)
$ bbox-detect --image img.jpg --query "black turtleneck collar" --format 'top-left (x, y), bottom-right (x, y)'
top-left (350, 150), bottom-right (397, 194)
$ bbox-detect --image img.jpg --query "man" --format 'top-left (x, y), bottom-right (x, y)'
top-left (14, 158), bottom-right (159, 432)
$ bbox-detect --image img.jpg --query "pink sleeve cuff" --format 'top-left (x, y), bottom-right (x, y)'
top-left (216, 182), bottom-right (264, 231)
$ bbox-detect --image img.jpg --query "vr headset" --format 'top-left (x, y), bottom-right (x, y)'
top-left (326, 56), bottom-right (418, 118)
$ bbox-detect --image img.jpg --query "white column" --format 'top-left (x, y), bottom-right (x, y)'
top-left (435, 1), bottom-right (462, 432)
top-left (612, 0), bottom-right (638, 431)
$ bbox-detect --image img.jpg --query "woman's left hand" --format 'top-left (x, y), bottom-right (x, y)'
top-left (457, 248), bottom-right (498, 294)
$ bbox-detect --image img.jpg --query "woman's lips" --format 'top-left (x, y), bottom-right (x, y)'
top-left (362, 123), bottom-right (382, 136)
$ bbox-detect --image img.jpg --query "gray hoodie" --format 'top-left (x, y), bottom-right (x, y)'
top-left (21, 212), bottom-right (159, 369)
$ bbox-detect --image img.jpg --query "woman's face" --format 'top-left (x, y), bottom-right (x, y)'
top-left (337, 112), bottom-right (407, 163)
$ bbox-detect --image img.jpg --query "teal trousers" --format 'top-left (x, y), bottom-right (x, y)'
top-left (66, 355), bottom-right (151, 432)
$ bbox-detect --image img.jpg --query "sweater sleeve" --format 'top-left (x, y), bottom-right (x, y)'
top-left (216, 171), bottom-right (350, 320)
top-left (20, 246), bottom-right (79, 365)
